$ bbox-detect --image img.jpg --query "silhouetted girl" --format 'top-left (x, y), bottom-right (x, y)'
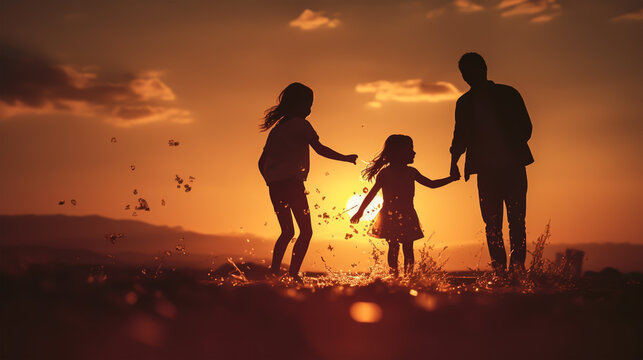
top-left (259, 82), bottom-right (357, 282)
top-left (351, 135), bottom-right (458, 276)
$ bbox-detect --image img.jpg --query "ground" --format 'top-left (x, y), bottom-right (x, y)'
top-left (0, 262), bottom-right (640, 360)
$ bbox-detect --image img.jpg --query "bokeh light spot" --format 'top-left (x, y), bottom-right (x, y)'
top-left (349, 301), bottom-right (382, 323)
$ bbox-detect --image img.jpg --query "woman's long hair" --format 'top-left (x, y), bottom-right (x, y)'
top-left (362, 135), bottom-right (413, 181)
top-left (260, 82), bottom-right (314, 131)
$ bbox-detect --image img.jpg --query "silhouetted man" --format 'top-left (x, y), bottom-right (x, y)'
top-left (449, 53), bottom-right (533, 273)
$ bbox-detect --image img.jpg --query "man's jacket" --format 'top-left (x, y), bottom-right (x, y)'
top-left (450, 81), bottom-right (534, 181)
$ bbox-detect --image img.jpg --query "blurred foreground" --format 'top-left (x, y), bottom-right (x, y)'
top-left (1, 260), bottom-right (641, 360)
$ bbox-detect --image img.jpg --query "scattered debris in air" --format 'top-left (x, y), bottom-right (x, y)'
top-left (70, 199), bottom-right (77, 206)
top-left (110, 137), bottom-right (117, 143)
top-left (105, 233), bottom-right (124, 244)
top-left (58, 200), bottom-right (65, 205)
top-left (133, 189), bottom-right (138, 195)
top-left (168, 139), bottom-right (180, 147)
top-left (175, 238), bottom-right (186, 255)
top-left (130, 165), bottom-right (136, 171)
top-left (161, 199), bottom-right (166, 206)
top-left (135, 198), bottom-right (150, 211)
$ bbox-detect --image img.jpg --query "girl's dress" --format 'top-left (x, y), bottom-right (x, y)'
top-left (368, 166), bottom-right (424, 242)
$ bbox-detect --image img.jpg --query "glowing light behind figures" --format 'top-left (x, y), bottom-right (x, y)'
top-left (346, 194), bottom-right (383, 221)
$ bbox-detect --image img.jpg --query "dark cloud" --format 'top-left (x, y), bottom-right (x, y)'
top-left (0, 44), bottom-right (191, 127)
top-left (355, 79), bottom-right (461, 108)
top-left (498, 0), bottom-right (561, 23)
top-left (289, 9), bottom-right (340, 30)
top-left (611, 8), bottom-right (643, 21)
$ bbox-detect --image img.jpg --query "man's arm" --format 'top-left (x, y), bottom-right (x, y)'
top-left (449, 97), bottom-right (467, 178)
top-left (310, 139), bottom-right (358, 164)
top-left (510, 88), bottom-right (532, 143)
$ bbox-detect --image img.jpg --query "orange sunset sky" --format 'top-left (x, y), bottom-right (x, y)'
top-left (1, 0), bottom-right (641, 256)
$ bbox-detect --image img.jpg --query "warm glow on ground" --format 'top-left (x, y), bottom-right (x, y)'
top-left (349, 302), bottom-right (383, 323)
top-left (346, 194), bottom-right (383, 221)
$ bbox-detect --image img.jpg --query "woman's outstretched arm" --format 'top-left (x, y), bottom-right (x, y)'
top-left (414, 168), bottom-right (459, 189)
top-left (310, 139), bottom-right (358, 164)
top-left (350, 182), bottom-right (382, 223)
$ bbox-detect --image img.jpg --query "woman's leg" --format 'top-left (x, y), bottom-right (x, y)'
top-left (402, 241), bottom-right (415, 275)
top-left (387, 241), bottom-right (400, 276)
top-left (288, 185), bottom-right (312, 278)
top-left (269, 188), bottom-right (295, 275)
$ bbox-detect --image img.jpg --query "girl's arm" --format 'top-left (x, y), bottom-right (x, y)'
top-left (311, 139), bottom-right (358, 164)
top-left (350, 182), bottom-right (382, 223)
top-left (413, 168), bottom-right (459, 189)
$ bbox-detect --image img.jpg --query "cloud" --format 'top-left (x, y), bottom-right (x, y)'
top-left (0, 45), bottom-right (191, 127)
top-left (611, 8), bottom-right (643, 21)
top-left (289, 9), bottom-right (340, 30)
top-left (426, 8), bottom-right (447, 19)
top-left (426, 0), bottom-right (483, 19)
top-left (498, 0), bottom-right (561, 23)
top-left (454, 0), bottom-right (484, 13)
top-left (355, 79), bottom-right (461, 107)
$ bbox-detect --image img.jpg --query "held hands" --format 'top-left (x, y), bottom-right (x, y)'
top-left (450, 163), bottom-right (461, 180)
top-left (345, 154), bottom-right (358, 164)
top-left (350, 211), bottom-right (363, 224)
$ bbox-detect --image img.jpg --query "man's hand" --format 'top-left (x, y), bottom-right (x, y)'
top-left (345, 154), bottom-right (358, 164)
top-left (350, 211), bottom-right (363, 224)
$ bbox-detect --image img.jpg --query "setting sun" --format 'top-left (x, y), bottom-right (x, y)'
top-left (346, 194), bottom-right (383, 221)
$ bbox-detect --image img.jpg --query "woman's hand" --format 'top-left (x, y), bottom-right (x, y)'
top-left (345, 154), bottom-right (358, 164)
top-left (350, 211), bottom-right (363, 224)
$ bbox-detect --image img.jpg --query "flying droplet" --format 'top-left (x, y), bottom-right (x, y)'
top-left (70, 199), bottom-right (77, 206)
top-left (135, 198), bottom-right (150, 211)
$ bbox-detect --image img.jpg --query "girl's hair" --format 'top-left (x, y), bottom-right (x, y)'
top-left (362, 134), bottom-right (413, 181)
top-left (260, 82), bottom-right (314, 131)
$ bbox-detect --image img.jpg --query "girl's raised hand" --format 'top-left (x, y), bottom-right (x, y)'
top-left (350, 211), bottom-right (362, 224)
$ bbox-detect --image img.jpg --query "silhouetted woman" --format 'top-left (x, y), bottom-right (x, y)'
top-left (351, 135), bottom-right (458, 276)
top-left (259, 82), bottom-right (358, 282)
